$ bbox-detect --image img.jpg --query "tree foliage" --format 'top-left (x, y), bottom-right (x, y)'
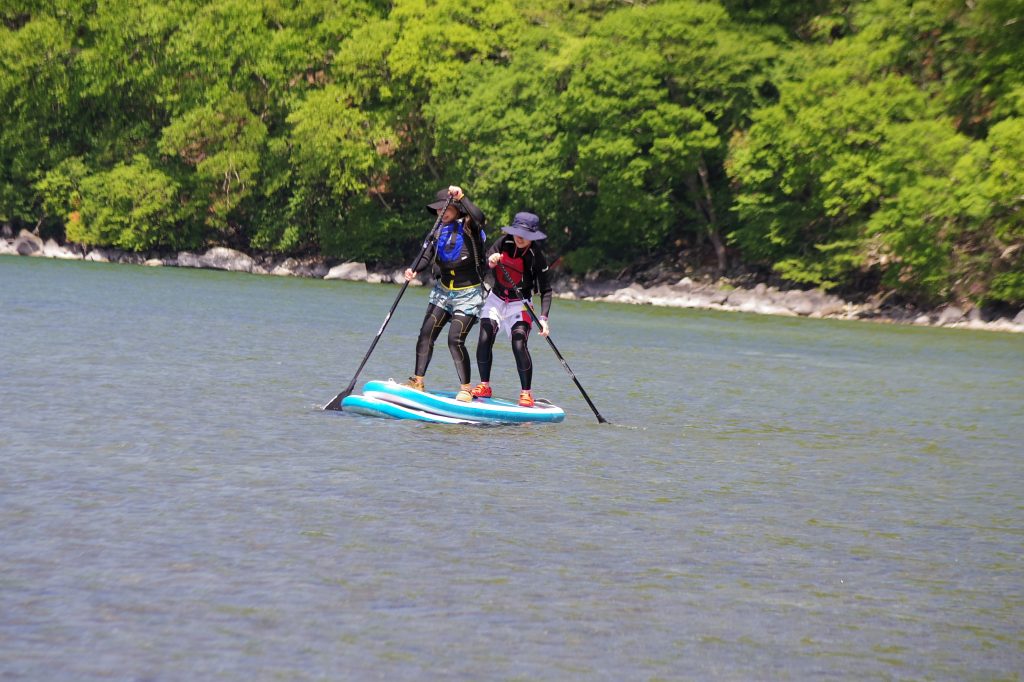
top-left (1, 0), bottom-right (1021, 308)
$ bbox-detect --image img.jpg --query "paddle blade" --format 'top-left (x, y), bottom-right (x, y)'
top-left (323, 388), bottom-right (352, 411)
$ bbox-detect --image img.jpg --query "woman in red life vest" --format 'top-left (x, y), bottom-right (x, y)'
top-left (470, 212), bottom-right (551, 407)
top-left (402, 185), bottom-right (487, 402)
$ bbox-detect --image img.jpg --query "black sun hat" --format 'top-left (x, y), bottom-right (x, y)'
top-left (501, 212), bottom-right (546, 241)
top-left (425, 189), bottom-right (464, 215)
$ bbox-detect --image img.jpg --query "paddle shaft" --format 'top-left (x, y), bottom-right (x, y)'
top-left (495, 260), bottom-right (608, 424)
top-left (323, 196), bottom-right (453, 411)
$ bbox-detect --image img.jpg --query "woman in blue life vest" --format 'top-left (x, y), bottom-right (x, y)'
top-left (402, 185), bottom-right (487, 402)
top-left (470, 212), bottom-right (551, 408)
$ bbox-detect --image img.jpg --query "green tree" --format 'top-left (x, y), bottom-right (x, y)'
top-left (558, 0), bottom-right (777, 273)
top-left (159, 93), bottom-right (268, 244)
top-left (728, 67), bottom-right (940, 290)
top-left (728, 0), bottom-right (1024, 305)
top-left (0, 14), bottom-right (75, 226)
top-left (870, 117), bottom-right (1024, 306)
top-left (283, 84), bottom-right (395, 258)
top-left (426, 28), bottom-right (572, 245)
top-left (70, 155), bottom-right (191, 251)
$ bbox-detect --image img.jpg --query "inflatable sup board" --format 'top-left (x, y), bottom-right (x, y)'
top-left (342, 379), bottom-right (565, 424)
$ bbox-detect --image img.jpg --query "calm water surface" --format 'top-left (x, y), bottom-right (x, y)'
top-left (2, 256), bottom-right (1022, 680)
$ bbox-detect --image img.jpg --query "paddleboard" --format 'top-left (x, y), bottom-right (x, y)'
top-left (341, 394), bottom-right (481, 424)
top-left (342, 379), bottom-right (565, 424)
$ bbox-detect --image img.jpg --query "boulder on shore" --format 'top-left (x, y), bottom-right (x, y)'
top-left (14, 230), bottom-right (42, 256)
top-left (199, 247), bottom-right (254, 273)
top-left (937, 306), bottom-right (965, 326)
top-left (42, 239), bottom-right (80, 260)
top-left (325, 262), bottom-right (368, 281)
top-left (176, 251), bottom-right (201, 268)
top-left (269, 257), bottom-right (301, 276)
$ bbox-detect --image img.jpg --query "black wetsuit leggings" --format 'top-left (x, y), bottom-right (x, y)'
top-left (414, 304), bottom-right (478, 385)
top-left (476, 319), bottom-right (532, 390)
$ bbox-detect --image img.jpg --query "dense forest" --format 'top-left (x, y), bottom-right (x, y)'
top-left (2, 0), bottom-right (1022, 308)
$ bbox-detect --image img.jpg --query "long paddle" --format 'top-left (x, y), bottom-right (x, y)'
top-left (323, 196), bottom-right (453, 411)
top-left (495, 259), bottom-right (608, 424)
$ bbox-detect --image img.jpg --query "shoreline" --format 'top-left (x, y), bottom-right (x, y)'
top-left (4, 230), bottom-right (1023, 334)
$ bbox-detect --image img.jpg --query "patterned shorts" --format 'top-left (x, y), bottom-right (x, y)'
top-left (428, 283), bottom-right (485, 317)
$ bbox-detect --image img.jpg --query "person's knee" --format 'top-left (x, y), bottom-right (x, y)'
top-left (448, 327), bottom-right (468, 348)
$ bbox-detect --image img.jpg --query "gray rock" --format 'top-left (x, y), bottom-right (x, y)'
top-left (725, 288), bottom-right (752, 306)
top-left (200, 247), bottom-right (254, 272)
top-left (177, 251), bottom-right (202, 268)
top-left (610, 283), bottom-right (647, 303)
top-left (325, 262), bottom-right (368, 281)
top-left (14, 230), bottom-right (42, 256)
top-left (576, 280), bottom-right (622, 298)
top-left (644, 284), bottom-right (676, 300)
top-left (305, 261), bottom-right (330, 278)
top-left (1013, 309), bottom-right (1024, 326)
top-left (42, 239), bottom-right (65, 258)
top-left (781, 289), bottom-right (816, 316)
top-left (816, 296), bottom-right (848, 317)
top-left (85, 248), bottom-right (111, 262)
top-left (936, 306), bottom-right (964, 326)
top-left (706, 289), bottom-right (730, 305)
top-left (270, 257), bottom-right (301, 276)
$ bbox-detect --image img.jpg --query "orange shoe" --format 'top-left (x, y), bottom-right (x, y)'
top-left (455, 384), bottom-right (473, 402)
top-left (471, 383), bottom-right (492, 398)
top-left (518, 390), bottom-right (534, 408)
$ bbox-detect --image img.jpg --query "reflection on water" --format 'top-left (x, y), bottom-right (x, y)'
top-left (2, 256), bottom-right (1022, 679)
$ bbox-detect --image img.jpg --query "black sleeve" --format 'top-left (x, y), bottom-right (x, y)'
top-left (458, 197), bottom-right (486, 229)
top-left (460, 197), bottom-right (487, 274)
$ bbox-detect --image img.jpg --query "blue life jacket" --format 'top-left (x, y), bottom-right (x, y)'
top-left (437, 221), bottom-right (464, 265)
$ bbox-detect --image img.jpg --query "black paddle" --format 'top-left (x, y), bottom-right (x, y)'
top-left (495, 259), bottom-right (608, 424)
top-left (323, 195), bottom-right (453, 411)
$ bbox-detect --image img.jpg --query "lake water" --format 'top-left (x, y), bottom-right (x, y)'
top-left (2, 256), bottom-right (1022, 680)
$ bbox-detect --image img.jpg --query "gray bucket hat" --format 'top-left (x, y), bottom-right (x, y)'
top-left (501, 212), bottom-right (546, 241)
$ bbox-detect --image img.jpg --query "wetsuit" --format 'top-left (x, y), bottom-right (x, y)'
top-left (408, 198), bottom-right (487, 384)
top-left (477, 235), bottom-right (552, 390)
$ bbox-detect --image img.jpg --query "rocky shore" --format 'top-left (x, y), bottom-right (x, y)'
top-left (4, 229), bottom-right (1023, 334)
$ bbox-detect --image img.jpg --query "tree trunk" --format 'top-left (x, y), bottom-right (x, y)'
top-left (686, 158), bottom-right (727, 275)
top-left (696, 157), bottom-right (727, 275)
